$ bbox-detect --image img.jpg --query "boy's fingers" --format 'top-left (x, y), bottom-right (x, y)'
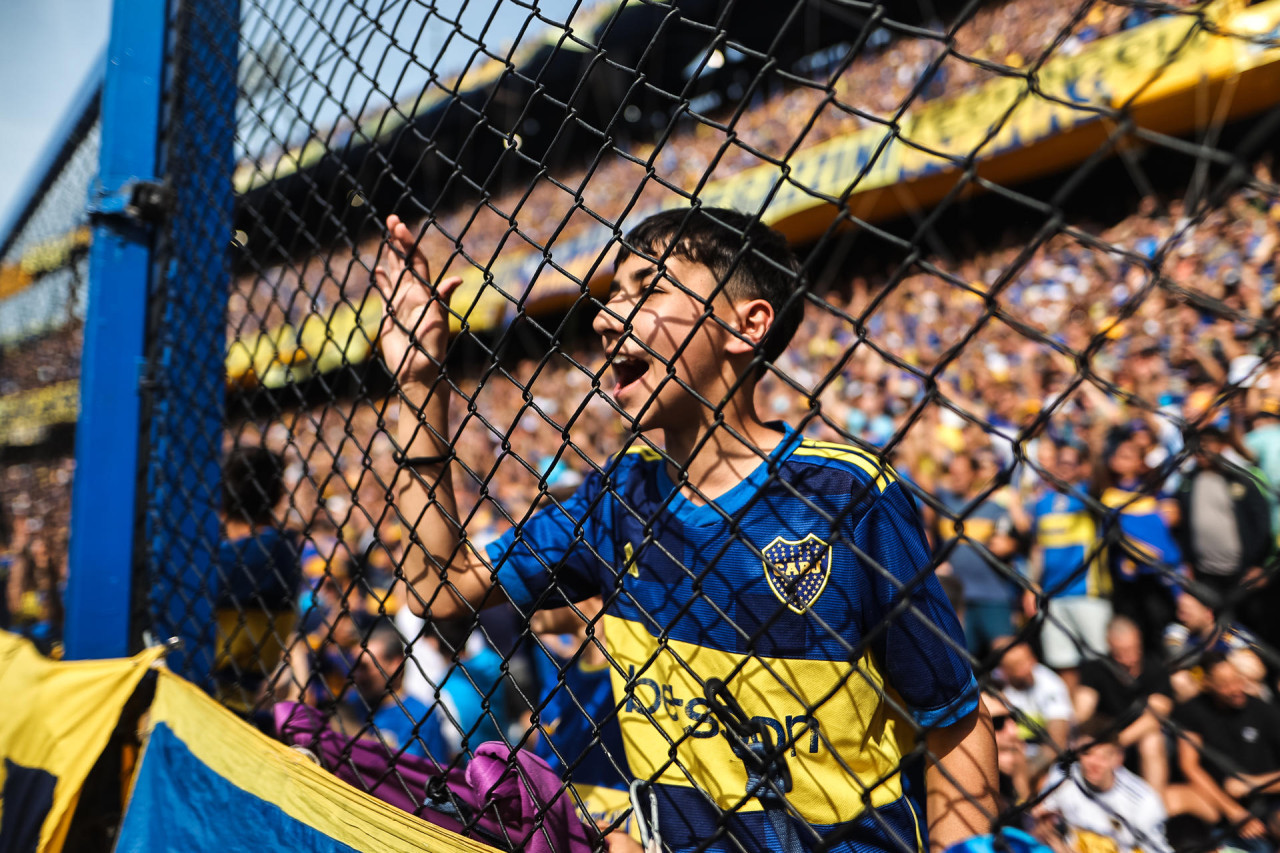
top-left (389, 221), bottom-right (433, 282)
top-left (436, 276), bottom-right (464, 302)
top-left (372, 266), bottom-right (393, 300)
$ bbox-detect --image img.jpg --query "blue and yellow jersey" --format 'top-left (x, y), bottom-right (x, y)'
top-left (1031, 491), bottom-right (1109, 598)
top-left (1099, 483), bottom-right (1182, 580)
top-left (214, 528), bottom-right (302, 712)
top-left (488, 425), bottom-right (977, 853)
top-left (533, 643), bottom-right (634, 832)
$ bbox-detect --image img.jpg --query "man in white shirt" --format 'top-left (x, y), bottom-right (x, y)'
top-left (996, 639), bottom-right (1074, 772)
top-left (1036, 719), bottom-right (1172, 853)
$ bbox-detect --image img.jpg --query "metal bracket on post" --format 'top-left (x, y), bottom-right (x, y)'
top-left (88, 179), bottom-right (175, 225)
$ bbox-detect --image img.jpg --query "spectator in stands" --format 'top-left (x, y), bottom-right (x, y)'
top-left (1098, 433), bottom-right (1182, 653)
top-left (1025, 442), bottom-right (1111, 691)
top-left (934, 452), bottom-right (1026, 657)
top-left (530, 598), bottom-right (634, 832)
top-left (1163, 586), bottom-right (1266, 702)
top-left (1244, 400), bottom-right (1280, 520)
top-left (985, 692), bottom-right (1032, 812)
top-left (1073, 617), bottom-right (1172, 792)
top-left (7, 526), bottom-right (63, 657)
top-left (1172, 653), bottom-right (1280, 853)
top-left (215, 446), bottom-right (302, 719)
top-left (1034, 717), bottom-right (1172, 853)
top-left (352, 623), bottom-right (450, 763)
top-left (425, 618), bottom-right (513, 760)
top-left (995, 639), bottom-right (1073, 775)
top-left (1174, 426), bottom-right (1272, 622)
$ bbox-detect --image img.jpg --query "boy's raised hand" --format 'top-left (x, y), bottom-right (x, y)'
top-left (374, 214), bottom-right (463, 389)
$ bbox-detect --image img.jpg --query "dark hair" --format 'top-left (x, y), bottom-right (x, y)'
top-left (1072, 715), bottom-right (1121, 746)
top-left (367, 622), bottom-right (407, 661)
top-left (222, 446), bottom-right (285, 525)
top-left (432, 618), bottom-right (473, 655)
top-left (1055, 440), bottom-right (1088, 465)
top-left (615, 207), bottom-right (804, 364)
top-left (1199, 650), bottom-right (1234, 676)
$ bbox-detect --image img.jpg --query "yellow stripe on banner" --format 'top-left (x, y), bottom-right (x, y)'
top-left (606, 614), bottom-right (913, 826)
top-left (794, 441), bottom-right (897, 493)
top-left (0, 631), bottom-right (165, 853)
top-left (147, 671), bottom-right (498, 853)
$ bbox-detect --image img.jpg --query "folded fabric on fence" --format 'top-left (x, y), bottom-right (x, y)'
top-left (274, 701), bottom-right (595, 853)
top-left (117, 673), bottom-right (496, 853)
top-left (0, 631), bottom-right (164, 853)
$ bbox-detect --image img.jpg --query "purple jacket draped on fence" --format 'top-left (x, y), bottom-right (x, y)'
top-left (274, 702), bottom-right (594, 853)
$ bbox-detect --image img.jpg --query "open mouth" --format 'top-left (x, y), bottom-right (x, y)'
top-left (610, 355), bottom-right (651, 393)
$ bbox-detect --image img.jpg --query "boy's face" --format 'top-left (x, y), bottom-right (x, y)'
top-left (594, 251), bottom-right (740, 432)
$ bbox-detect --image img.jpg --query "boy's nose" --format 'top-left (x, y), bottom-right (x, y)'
top-left (591, 302), bottom-right (625, 339)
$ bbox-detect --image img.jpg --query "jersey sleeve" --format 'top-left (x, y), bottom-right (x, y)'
top-left (485, 472), bottom-right (606, 610)
top-left (854, 480), bottom-right (979, 729)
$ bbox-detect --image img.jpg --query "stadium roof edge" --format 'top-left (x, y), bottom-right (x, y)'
top-left (0, 50), bottom-right (105, 260)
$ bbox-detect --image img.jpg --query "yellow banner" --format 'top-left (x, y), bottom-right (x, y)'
top-left (0, 632), bottom-right (164, 853)
top-left (441, 0), bottom-right (1280, 335)
top-left (129, 670), bottom-right (498, 853)
top-left (0, 227), bottom-right (90, 300)
top-left (704, 0), bottom-right (1280, 234)
top-left (0, 380), bottom-right (79, 444)
top-left (225, 296), bottom-right (384, 387)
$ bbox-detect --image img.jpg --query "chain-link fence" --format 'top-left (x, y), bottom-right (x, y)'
top-left (38, 0), bottom-right (1280, 850)
top-left (0, 80), bottom-right (99, 660)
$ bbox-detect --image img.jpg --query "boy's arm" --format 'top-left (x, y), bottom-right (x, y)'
top-left (855, 484), bottom-right (997, 848)
top-left (377, 215), bottom-right (505, 620)
top-left (925, 706), bottom-right (999, 852)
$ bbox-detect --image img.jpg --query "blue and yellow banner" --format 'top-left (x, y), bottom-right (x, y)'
top-left (0, 631), bottom-right (163, 853)
top-left (116, 670), bottom-right (496, 853)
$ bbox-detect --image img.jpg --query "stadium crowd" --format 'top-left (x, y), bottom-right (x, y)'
top-left (104, 161), bottom-right (1280, 853)
top-left (1, 0), bottom-right (1276, 849)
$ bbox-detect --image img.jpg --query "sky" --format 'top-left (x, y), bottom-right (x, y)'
top-left (0, 0), bottom-right (111, 234)
top-left (0, 0), bottom-right (596, 239)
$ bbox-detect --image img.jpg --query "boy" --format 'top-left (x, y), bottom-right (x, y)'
top-left (375, 207), bottom-right (996, 852)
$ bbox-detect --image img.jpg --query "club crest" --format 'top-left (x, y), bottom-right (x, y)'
top-left (762, 533), bottom-right (831, 613)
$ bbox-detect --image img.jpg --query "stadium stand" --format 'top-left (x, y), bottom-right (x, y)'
top-left (5, 0), bottom-right (1280, 850)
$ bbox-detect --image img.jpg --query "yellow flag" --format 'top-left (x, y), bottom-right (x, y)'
top-left (0, 631), bottom-right (163, 853)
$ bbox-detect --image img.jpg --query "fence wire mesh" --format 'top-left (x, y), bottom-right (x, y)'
top-left (136, 0), bottom-right (1280, 851)
top-left (0, 94), bottom-right (99, 660)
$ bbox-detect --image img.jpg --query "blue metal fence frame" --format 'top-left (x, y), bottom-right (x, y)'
top-left (65, 0), bottom-right (238, 669)
top-left (144, 0), bottom-right (238, 685)
top-left (64, 0), bottom-right (169, 661)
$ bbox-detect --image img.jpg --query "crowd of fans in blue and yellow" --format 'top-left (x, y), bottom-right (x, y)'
top-left (5, 0), bottom-right (1280, 848)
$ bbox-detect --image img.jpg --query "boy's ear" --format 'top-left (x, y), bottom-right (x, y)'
top-left (724, 298), bottom-right (775, 356)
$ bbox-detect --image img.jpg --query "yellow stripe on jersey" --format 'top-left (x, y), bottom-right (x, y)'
top-left (1099, 491), bottom-right (1159, 515)
top-left (572, 784), bottom-right (639, 841)
top-left (605, 614), bottom-right (914, 826)
top-left (623, 446), bottom-right (663, 462)
top-left (1035, 512), bottom-right (1096, 549)
top-left (794, 440), bottom-right (897, 493)
top-left (950, 517), bottom-right (996, 543)
top-left (904, 793), bottom-right (926, 853)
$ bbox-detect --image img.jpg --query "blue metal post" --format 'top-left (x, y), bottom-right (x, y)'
top-left (64, 0), bottom-right (169, 660)
top-left (145, 0), bottom-right (238, 686)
